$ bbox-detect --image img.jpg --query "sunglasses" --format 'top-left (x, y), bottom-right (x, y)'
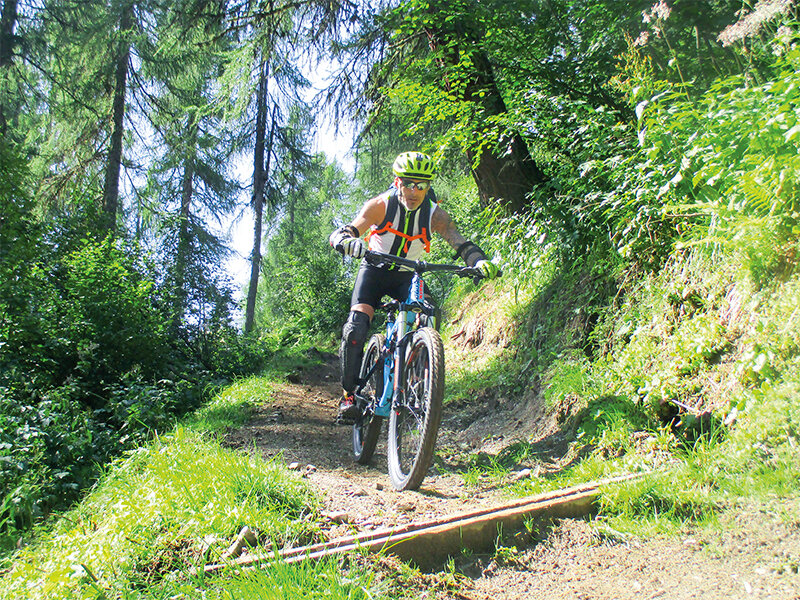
top-left (400, 179), bottom-right (430, 191)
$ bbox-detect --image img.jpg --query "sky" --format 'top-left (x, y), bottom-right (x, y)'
top-left (223, 112), bottom-right (356, 304)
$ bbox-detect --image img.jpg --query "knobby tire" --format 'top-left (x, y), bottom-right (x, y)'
top-left (353, 334), bottom-right (385, 464)
top-left (387, 327), bottom-right (445, 490)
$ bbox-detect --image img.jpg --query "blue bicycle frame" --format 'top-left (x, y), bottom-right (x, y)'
top-left (374, 269), bottom-right (436, 416)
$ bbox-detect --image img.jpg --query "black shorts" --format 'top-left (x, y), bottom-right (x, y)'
top-left (351, 263), bottom-right (414, 309)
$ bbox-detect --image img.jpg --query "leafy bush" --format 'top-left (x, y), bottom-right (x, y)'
top-left (0, 179), bottom-right (259, 545)
top-left (0, 427), bottom-right (322, 599)
top-left (200, 325), bottom-right (273, 380)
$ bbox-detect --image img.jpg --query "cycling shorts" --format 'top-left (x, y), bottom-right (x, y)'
top-left (350, 263), bottom-right (414, 309)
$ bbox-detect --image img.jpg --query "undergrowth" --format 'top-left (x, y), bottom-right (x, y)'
top-left (437, 32), bottom-right (800, 536)
top-left (442, 239), bottom-right (800, 536)
top-left (0, 372), bottom-right (388, 600)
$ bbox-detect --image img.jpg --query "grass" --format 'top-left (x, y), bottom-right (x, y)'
top-left (0, 428), bottom-right (318, 599)
top-left (440, 240), bottom-right (800, 537)
top-left (0, 372), bottom-right (391, 600)
top-left (206, 558), bottom-right (388, 599)
top-left (184, 375), bottom-right (273, 433)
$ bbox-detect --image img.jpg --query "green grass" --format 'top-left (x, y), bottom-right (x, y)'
top-left (206, 558), bottom-right (388, 600)
top-left (0, 372), bottom-right (394, 600)
top-left (440, 239), bottom-right (800, 538)
top-left (458, 453), bottom-right (512, 488)
top-left (0, 426), bottom-right (322, 599)
top-left (184, 375), bottom-right (274, 433)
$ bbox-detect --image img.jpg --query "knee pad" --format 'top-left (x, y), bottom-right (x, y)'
top-left (340, 311), bottom-right (370, 393)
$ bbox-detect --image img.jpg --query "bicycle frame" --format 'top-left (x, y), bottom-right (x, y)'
top-left (350, 250), bottom-right (499, 489)
top-left (354, 254), bottom-right (442, 417)
top-left (383, 270), bottom-right (435, 416)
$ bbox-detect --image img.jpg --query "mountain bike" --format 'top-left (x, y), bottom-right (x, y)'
top-left (351, 250), bottom-right (499, 491)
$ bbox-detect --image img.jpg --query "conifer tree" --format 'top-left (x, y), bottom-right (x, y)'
top-left (0, 0), bottom-right (18, 134)
top-left (141, 0), bottom-right (241, 334)
top-left (102, 0), bottom-right (134, 231)
top-left (229, 0), bottom-right (312, 334)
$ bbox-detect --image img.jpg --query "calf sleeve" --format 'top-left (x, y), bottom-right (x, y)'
top-left (340, 310), bottom-right (370, 393)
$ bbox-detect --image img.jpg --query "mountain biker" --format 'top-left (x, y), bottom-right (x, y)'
top-left (329, 151), bottom-right (499, 422)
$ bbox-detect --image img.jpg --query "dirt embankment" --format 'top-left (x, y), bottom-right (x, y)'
top-left (224, 351), bottom-right (800, 600)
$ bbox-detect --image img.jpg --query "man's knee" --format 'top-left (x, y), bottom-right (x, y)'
top-left (342, 310), bottom-right (370, 346)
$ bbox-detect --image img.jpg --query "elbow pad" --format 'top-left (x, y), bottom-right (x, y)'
top-left (453, 240), bottom-right (487, 267)
top-left (329, 224), bottom-right (361, 252)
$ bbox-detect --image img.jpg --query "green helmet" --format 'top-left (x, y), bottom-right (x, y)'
top-left (392, 152), bottom-right (435, 180)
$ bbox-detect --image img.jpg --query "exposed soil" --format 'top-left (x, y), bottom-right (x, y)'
top-left (223, 350), bottom-right (800, 600)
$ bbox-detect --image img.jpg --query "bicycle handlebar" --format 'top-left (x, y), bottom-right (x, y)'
top-left (363, 250), bottom-right (502, 281)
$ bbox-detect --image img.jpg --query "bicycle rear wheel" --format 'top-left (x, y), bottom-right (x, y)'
top-left (387, 327), bottom-right (444, 490)
top-left (353, 334), bottom-right (385, 464)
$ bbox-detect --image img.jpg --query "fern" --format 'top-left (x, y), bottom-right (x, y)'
top-left (740, 172), bottom-right (778, 216)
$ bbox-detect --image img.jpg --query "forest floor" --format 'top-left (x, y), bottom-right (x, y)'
top-left (223, 350), bottom-right (800, 600)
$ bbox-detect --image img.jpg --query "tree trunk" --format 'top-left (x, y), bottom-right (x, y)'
top-left (0, 0), bottom-right (15, 67)
top-left (0, 0), bottom-right (18, 134)
top-left (174, 115), bottom-right (197, 330)
top-left (424, 2), bottom-right (547, 213)
top-left (287, 194), bottom-right (295, 245)
top-left (244, 57), bottom-right (270, 334)
top-left (102, 2), bottom-right (133, 232)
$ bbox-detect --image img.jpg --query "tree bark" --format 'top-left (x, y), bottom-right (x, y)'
top-left (0, 0), bottom-right (15, 67)
top-left (424, 2), bottom-right (547, 213)
top-left (102, 2), bottom-right (134, 232)
top-left (244, 57), bottom-right (273, 334)
top-left (173, 115), bottom-right (197, 330)
top-left (0, 0), bottom-right (18, 134)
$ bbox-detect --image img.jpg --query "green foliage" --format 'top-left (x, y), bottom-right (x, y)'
top-left (575, 25), bottom-right (800, 274)
top-left (574, 396), bottom-right (652, 446)
top-left (0, 426), bottom-right (322, 599)
top-left (255, 158), bottom-right (358, 344)
top-left (0, 192), bottom-right (262, 545)
top-left (59, 237), bottom-right (169, 382)
top-left (647, 55), bottom-right (800, 241)
top-left (200, 326), bottom-right (273, 380)
top-left (722, 381), bottom-right (800, 496)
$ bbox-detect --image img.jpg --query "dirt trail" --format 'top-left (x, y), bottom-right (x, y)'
top-left (224, 351), bottom-right (800, 600)
top-left (224, 351), bottom-right (517, 536)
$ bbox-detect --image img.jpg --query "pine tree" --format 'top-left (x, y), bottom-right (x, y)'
top-left (140, 0), bottom-right (241, 334)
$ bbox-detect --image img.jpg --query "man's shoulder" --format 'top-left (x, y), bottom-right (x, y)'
top-left (367, 190), bottom-right (392, 204)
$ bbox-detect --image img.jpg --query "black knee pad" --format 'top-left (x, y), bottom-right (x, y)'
top-left (340, 311), bottom-right (370, 393)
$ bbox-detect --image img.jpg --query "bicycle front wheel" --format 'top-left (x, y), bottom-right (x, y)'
top-left (387, 327), bottom-right (444, 490)
top-left (353, 334), bottom-right (385, 464)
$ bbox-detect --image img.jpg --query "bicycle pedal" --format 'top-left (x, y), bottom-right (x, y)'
top-left (334, 413), bottom-right (357, 426)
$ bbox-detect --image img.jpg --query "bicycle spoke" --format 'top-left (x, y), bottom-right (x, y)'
top-left (353, 335), bottom-right (385, 464)
top-left (388, 328), bottom-right (445, 490)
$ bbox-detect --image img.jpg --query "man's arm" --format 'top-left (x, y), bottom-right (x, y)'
top-left (431, 207), bottom-right (487, 267)
top-left (330, 194), bottom-right (387, 255)
top-left (350, 194), bottom-right (387, 235)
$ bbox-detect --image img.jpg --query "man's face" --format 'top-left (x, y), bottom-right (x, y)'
top-left (395, 177), bottom-right (430, 211)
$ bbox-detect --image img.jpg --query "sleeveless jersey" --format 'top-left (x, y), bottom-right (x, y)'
top-left (366, 186), bottom-right (438, 270)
